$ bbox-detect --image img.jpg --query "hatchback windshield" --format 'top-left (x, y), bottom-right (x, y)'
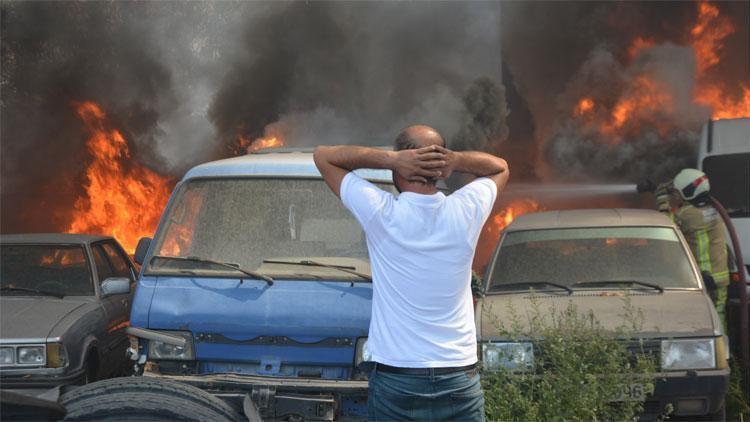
top-left (150, 178), bottom-right (392, 278)
top-left (1, 245), bottom-right (93, 296)
top-left (487, 227), bottom-right (698, 291)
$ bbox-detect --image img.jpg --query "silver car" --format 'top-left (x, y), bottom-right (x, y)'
top-left (477, 209), bottom-right (730, 420)
top-left (1, 233), bottom-right (136, 396)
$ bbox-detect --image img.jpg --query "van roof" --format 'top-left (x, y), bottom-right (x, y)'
top-left (182, 149), bottom-right (394, 183)
top-left (506, 208), bottom-right (675, 232)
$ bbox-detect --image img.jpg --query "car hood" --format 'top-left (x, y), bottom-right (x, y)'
top-left (132, 276), bottom-right (372, 367)
top-left (477, 290), bottom-right (720, 339)
top-left (0, 297), bottom-right (88, 341)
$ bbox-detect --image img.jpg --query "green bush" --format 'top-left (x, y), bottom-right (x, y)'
top-left (480, 295), bottom-right (665, 421)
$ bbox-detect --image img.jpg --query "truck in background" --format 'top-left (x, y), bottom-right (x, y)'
top-left (697, 117), bottom-right (750, 274)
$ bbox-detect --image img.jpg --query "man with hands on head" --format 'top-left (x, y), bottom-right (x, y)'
top-left (314, 125), bottom-right (508, 422)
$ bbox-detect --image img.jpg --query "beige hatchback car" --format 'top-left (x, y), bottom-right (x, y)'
top-left (476, 209), bottom-right (729, 420)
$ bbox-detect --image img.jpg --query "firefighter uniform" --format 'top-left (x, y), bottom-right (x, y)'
top-left (656, 182), bottom-right (729, 318)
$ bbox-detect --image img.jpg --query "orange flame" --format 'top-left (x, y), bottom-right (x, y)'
top-left (690, 2), bottom-right (749, 119)
top-left (571, 1), bottom-right (747, 138)
top-left (66, 102), bottom-right (174, 253)
top-left (488, 199), bottom-right (544, 235)
top-left (474, 199), bottom-right (544, 273)
top-left (235, 135), bottom-right (284, 155)
top-left (690, 2), bottom-right (733, 74)
top-left (574, 98), bottom-right (595, 116)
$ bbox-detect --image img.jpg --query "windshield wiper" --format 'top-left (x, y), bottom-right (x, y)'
top-left (151, 255), bottom-right (273, 286)
top-left (262, 259), bottom-right (372, 284)
top-left (571, 280), bottom-right (663, 293)
top-left (488, 281), bottom-right (572, 295)
top-left (0, 286), bottom-right (65, 298)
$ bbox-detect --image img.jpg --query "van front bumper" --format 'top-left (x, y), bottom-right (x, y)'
top-left (143, 372), bottom-right (369, 421)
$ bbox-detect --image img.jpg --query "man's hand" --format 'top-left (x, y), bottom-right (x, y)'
top-left (432, 146), bottom-right (509, 192)
top-left (391, 145), bottom-right (446, 183)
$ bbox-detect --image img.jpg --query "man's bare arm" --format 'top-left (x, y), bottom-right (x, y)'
top-left (438, 148), bottom-right (510, 192)
top-left (313, 145), bottom-right (445, 198)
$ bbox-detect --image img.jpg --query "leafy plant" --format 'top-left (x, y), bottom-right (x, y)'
top-left (480, 294), bottom-right (666, 421)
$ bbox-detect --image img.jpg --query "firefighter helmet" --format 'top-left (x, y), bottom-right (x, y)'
top-left (673, 168), bottom-right (710, 201)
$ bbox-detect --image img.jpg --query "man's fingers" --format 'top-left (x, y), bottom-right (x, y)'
top-left (416, 152), bottom-right (446, 161)
top-left (416, 168), bottom-right (443, 177)
top-left (432, 145), bottom-right (451, 154)
top-left (419, 160), bottom-right (446, 169)
top-left (408, 176), bottom-right (428, 183)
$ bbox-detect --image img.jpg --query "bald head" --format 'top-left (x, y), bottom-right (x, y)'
top-left (394, 125), bottom-right (446, 151)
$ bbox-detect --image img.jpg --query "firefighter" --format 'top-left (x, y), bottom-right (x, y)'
top-left (655, 169), bottom-right (729, 318)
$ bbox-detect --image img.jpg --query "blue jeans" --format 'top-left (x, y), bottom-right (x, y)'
top-left (367, 365), bottom-right (485, 421)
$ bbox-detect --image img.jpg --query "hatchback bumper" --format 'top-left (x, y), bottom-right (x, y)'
top-left (640, 367), bottom-right (730, 420)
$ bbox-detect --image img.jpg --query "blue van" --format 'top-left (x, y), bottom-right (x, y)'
top-left (124, 148), bottom-right (395, 420)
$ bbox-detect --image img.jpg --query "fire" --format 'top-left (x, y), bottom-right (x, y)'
top-left (690, 2), bottom-right (733, 74)
top-left (689, 2), bottom-right (749, 119)
top-left (235, 135), bottom-right (284, 155)
top-left (627, 37), bottom-right (655, 60)
top-left (571, 1), bottom-right (747, 139)
top-left (574, 98), bottom-right (594, 116)
top-left (474, 199), bottom-right (544, 273)
top-left (66, 102), bottom-right (174, 253)
top-left (488, 199), bottom-right (544, 235)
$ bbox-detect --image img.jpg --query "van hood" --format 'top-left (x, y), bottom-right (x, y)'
top-left (134, 276), bottom-right (372, 367)
top-left (477, 290), bottom-right (720, 339)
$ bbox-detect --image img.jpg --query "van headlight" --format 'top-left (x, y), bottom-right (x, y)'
top-left (355, 337), bottom-right (371, 367)
top-left (482, 342), bottom-right (534, 371)
top-left (147, 331), bottom-right (195, 360)
top-left (661, 338), bottom-right (716, 370)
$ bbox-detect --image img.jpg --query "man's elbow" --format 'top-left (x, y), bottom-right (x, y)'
top-left (313, 145), bottom-right (329, 168)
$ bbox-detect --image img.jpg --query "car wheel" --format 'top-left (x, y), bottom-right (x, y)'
top-left (60, 377), bottom-right (242, 421)
top-left (80, 357), bottom-right (98, 385)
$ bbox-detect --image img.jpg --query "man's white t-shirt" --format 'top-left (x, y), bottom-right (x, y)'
top-left (340, 173), bottom-right (497, 368)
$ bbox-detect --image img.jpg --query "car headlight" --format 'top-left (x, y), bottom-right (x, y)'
top-left (355, 337), bottom-right (371, 367)
top-left (0, 347), bottom-right (14, 365)
top-left (147, 331), bottom-right (194, 360)
top-left (17, 346), bottom-right (46, 365)
top-left (482, 342), bottom-right (534, 371)
top-left (661, 338), bottom-right (716, 371)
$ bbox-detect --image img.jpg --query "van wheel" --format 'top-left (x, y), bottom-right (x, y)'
top-left (61, 377), bottom-right (241, 421)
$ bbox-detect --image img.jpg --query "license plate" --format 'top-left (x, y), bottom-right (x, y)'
top-left (612, 383), bottom-right (647, 402)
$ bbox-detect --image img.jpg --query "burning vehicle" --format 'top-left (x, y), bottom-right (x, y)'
top-left (0, 234), bottom-right (136, 395)
top-left (65, 147), bottom-right (394, 421)
top-left (477, 209), bottom-right (729, 420)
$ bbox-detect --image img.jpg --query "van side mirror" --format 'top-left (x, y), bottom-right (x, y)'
top-left (101, 277), bottom-right (131, 297)
top-left (134, 237), bottom-right (152, 266)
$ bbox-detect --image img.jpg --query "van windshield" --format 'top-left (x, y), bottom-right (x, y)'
top-left (702, 153), bottom-right (750, 218)
top-left (148, 178), bottom-right (392, 280)
top-left (487, 227), bottom-right (699, 291)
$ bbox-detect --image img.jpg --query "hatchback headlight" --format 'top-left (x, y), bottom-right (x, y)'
top-left (147, 331), bottom-right (194, 360)
top-left (355, 338), bottom-right (371, 367)
top-left (661, 338), bottom-right (716, 371)
top-left (17, 346), bottom-right (46, 365)
top-left (482, 342), bottom-right (534, 371)
top-left (0, 347), bottom-right (14, 365)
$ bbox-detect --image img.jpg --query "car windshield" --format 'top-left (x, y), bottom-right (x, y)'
top-left (487, 227), bottom-right (699, 291)
top-left (0, 245), bottom-right (94, 296)
top-left (148, 178), bottom-right (394, 280)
